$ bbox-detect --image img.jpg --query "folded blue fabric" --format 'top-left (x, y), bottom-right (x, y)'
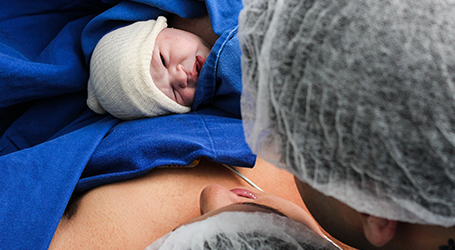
top-left (0, 115), bottom-right (118, 249)
top-left (0, 0), bottom-right (252, 249)
top-left (77, 108), bottom-right (255, 193)
top-left (192, 26), bottom-right (243, 117)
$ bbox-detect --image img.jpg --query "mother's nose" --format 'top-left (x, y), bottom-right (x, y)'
top-left (199, 184), bottom-right (241, 215)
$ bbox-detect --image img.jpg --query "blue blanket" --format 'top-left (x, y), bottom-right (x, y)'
top-left (0, 0), bottom-right (254, 249)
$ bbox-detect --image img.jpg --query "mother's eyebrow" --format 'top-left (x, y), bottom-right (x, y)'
top-left (239, 202), bottom-right (287, 217)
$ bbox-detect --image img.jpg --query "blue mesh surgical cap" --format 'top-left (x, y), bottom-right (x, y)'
top-left (239, 0), bottom-right (455, 227)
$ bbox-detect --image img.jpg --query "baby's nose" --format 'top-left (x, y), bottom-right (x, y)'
top-left (174, 65), bottom-right (188, 88)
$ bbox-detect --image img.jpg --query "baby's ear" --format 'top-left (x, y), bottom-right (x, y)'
top-left (359, 214), bottom-right (397, 247)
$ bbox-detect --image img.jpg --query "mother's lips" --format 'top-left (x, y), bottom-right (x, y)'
top-left (230, 188), bottom-right (257, 199)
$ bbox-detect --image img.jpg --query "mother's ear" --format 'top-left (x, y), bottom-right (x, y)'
top-left (359, 214), bottom-right (397, 247)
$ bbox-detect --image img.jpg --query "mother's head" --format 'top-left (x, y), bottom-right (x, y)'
top-left (239, 0), bottom-right (455, 249)
top-left (147, 184), bottom-right (340, 249)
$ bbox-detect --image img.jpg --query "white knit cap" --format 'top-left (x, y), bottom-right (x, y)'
top-left (87, 16), bottom-right (191, 120)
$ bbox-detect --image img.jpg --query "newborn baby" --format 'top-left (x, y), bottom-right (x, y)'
top-left (87, 16), bottom-right (211, 120)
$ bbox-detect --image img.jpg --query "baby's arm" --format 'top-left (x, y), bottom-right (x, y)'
top-left (168, 14), bottom-right (218, 47)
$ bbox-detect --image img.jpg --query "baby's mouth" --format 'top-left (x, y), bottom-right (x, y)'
top-left (195, 55), bottom-right (206, 76)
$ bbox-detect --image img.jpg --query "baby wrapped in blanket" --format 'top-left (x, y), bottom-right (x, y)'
top-left (87, 16), bottom-right (211, 120)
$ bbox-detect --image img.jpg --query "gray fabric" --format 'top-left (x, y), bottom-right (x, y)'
top-left (239, 0), bottom-right (455, 226)
top-left (146, 212), bottom-right (340, 249)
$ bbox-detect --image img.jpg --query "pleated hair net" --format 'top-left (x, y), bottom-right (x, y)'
top-left (146, 212), bottom-right (340, 249)
top-left (239, 0), bottom-right (455, 226)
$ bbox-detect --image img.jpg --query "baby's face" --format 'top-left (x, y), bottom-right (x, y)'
top-left (150, 28), bottom-right (211, 107)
